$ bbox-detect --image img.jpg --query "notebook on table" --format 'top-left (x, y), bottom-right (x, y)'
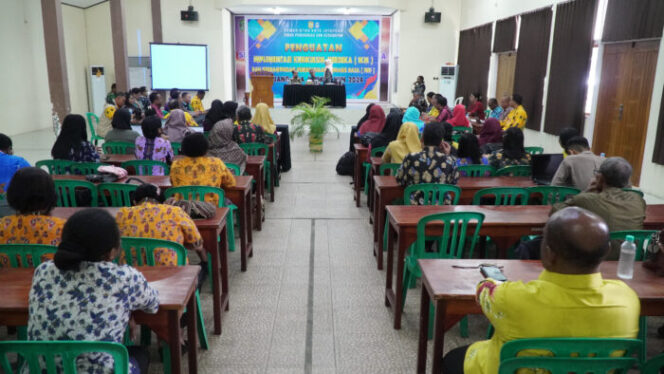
top-left (531, 153), bottom-right (564, 185)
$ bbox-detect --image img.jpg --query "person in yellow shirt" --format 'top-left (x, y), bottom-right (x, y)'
top-left (97, 92), bottom-right (126, 137)
top-left (170, 133), bottom-right (236, 206)
top-left (0, 167), bottom-right (65, 267)
top-left (500, 93), bottom-right (528, 130)
top-left (116, 184), bottom-right (205, 267)
top-left (164, 100), bottom-right (198, 127)
top-left (442, 206), bottom-right (641, 374)
top-left (190, 90), bottom-right (206, 114)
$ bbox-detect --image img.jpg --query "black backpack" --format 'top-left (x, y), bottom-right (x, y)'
top-left (336, 151), bottom-right (355, 176)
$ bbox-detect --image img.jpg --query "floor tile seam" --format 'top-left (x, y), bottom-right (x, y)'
top-left (263, 219), bottom-right (298, 372)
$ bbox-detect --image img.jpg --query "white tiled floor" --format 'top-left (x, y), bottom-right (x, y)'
top-left (5, 122), bottom-right (664, 373)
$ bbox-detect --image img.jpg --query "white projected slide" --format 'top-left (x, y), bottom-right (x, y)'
top-left (150, 43), bottom-right (208, 90)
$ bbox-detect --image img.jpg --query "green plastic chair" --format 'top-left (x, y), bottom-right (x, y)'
top-left (98, 183), bottom-right (138, 207)
top-left (35, 160), bottom-right (76, 175)
top-left (171, 142), bottom-right (181, 155)
top-left (119, 237), bottom-right (208, 353)
top-left (496, 165), bottom-right (532, 177)
top-left (473, 187), bottom-right (530, 205)
top-left (524, 146), bottom-right (544, 155)
top-left (240, 143), bottom-right (272, 200)
top-left (69, 162), bottom-right (109, 175)
top-left (0, 340), bottom-right (129, 374)
top-left (103, 142), bottom-right (134, 155)
top-left (458, 164), bottom-right (496, 177)
top-left (643, 353), bottom-right (664, 374)
top-left (0, 244), bottom-right (57, 268)
top-left (402, 212), bottom-right (484, 338)
top-left (379, 163), bottom-right (400, 176)
top-left (85, 112), bottom-right (105, 146)
top-left (623, 187), bottom-right (644, 197)
top-left (452, 126), bottom-right (472, 134)
top-left (403, 183), bottom-right (461, 205)
top-left (363, 146), bottom-right (386, 195)
top-left (499, 357), bottom-right (636, 374)
top-left (53, 180), bottom-right (98, 207)
top-left (609, 230), bottom-right (658, 262)
top-left (164, 186), bottom-right (236, 253)
top-left (499, 338), bottom-right (641, 373)
top-left (528, 186), bottom-right (580, 205)
top-left (226, 163), bottom-right (242, 176)
top-left (121, 160), bottom-right (170, 176)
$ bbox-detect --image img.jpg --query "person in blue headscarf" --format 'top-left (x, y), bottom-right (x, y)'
top-left (402, 106), bottom-right (425, 131)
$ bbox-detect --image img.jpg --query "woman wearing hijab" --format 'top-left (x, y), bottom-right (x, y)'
top-left (478, 118), bottom-right (503, 154)
top-left (52, 114), bottom-right (100, 162)
top-left (447, 104), bottom-right (471, 128)
top-left (369, 110), bottom-right (403, 150)
top-left (402, 106), bottom-right (424, 131)
top-left (349, 103), bottom-right (374, 151)
top-left (358, 105), bottom-right (386, 135)
top-left (382, 122), bottom-right (422, 164)
top-left (222, 101), bottom-right (239, 125)
top-left (104, 108), bottom-right (140, 144)
top-left (203, 99), bottom-right (225, 131)
top-left (163, 109), bottom-right (191, 143)
top-left (252, 103), bottom-right (276, 134)
top-left (208, 119), bottom-right (248, 173)
top-left (488, 127), bottom-right (531, 170)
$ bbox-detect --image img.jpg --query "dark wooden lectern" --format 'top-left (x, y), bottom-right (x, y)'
top-left (250, 72), bottom-right (274, 108)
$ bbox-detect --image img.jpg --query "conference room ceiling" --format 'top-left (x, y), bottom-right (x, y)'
top-left (227, 5), bottom-right (397, 16)
top-left (61, 0), bottom-right (107, 9)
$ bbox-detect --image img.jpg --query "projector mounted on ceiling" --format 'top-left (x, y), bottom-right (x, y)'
top-left (424, 7), bottom-right (441, 23)
top-left (181, 5), bottom-right (198, 21)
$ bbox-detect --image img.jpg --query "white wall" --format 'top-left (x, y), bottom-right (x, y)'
top-left (460, 0), bottom-right (664, 198)
top-left (62, 5), bottom-right (89, 115)
top-left (0, 0), bottom-right (52, 136)
top-left (85, 2), bottom-right (115, 91)
top-left (124, 0), bottom-right (153, 58)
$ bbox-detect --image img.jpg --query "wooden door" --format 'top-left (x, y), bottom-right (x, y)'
top-left (593, 41), bottom-right (659, 186)
top-left (495, 52), bottom-right (517, 98)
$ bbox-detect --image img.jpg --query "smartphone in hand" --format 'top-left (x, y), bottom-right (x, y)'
top-left (480, 265), bottom-right (507, 281)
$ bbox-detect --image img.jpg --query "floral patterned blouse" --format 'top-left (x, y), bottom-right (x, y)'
top-left (233, 120), bottom-right (265, 144)
top-left (0, 215), bottom-right (65, 267)
top-left (134, 136), bottom-right (174, 176)
top-left (487, 150), bottom-right (532, 170)
top-left (116, 202), bottom-right (202, 266)
top-left (396, 147), bottom-right (460, 205)
top-left (170, 156), bottom-right (236, 206)
top-left (28, 261), bottom-right (159, 374)
top-left (69, 141), bottom-right (101, 163)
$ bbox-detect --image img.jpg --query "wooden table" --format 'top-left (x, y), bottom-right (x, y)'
top-left (0, 266), bottom-right (200, 374)
top-left (223, 176), bottom-right (255, 271)
top-left (384, 204), bottom-right (664, 329)
top-left (372, 176), bottom-right (536, 269)
top-left (353, 144), bottom-right (369, 207)
top-left (367, 156), bottom-right (383, 214)
top-left (417, 259), bottom-right (664, 374)
top-left (246, 155), bottom-right (266, 229)
top-left (52, 207), bottom-right (231, 335)
top-left (51, 175), bottom-right (256, 270)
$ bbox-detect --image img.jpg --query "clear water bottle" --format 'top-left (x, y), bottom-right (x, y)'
top-left (617, 235), bottom-right (636, 280)
top-left (600, 152), bottom-right (606, 158)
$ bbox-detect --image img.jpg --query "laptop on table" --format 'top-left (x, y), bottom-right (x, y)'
top-left (531, 153), bottom-right (564, 185)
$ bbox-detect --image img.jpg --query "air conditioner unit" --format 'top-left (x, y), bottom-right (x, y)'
top-left (87, 65), bottom-right (106, 116)
top-left (439, 65), bottom-right (457, 104)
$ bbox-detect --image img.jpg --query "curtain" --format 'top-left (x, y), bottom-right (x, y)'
top-left (653, 85), bottom-right (664, 165)
top-left (543, 0), bottom-right (598, 135)
top-left (513, 7), bottom-right (553, 131)
top-left (603, 0), bottom-right (664, 42)
top-left (455, 23), bottom-right (493, 106)
top-left (493, 17), bottom-right (517, 53)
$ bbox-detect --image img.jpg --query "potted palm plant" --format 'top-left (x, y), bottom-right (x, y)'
top-left (290, 96), bottom-right (341, 153)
